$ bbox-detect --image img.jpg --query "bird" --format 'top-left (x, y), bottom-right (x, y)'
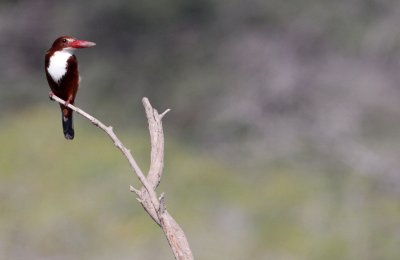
top-left (45, 36), bottom-right (95, 140)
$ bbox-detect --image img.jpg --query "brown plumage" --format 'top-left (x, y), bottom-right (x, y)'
top-left (45, 36), bottom-right (95, 140)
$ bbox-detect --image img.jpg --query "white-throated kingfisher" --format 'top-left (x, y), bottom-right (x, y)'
top-left (45, 36), bottom-right (95, 140)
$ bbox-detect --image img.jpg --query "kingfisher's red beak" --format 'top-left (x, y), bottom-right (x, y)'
top-left (69, 40), bottom-right (96, 49)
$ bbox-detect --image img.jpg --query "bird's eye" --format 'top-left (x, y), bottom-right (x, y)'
top-left (62, 39), bottom-right (67, 43)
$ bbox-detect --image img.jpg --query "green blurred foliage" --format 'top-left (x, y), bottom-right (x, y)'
top-left (0, 108), bottom-right (399, 259)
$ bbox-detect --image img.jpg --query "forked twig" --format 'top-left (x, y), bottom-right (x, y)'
top-left (49, 93), bottom-right (194, 260)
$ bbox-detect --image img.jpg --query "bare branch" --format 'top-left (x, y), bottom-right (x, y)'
top-left (49, 94), bottom-right (194, 260)
top-left (143, 97), bottom-right (166, 189)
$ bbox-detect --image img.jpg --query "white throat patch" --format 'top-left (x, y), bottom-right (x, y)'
top-left (47, 49), bottom-right (74, 83)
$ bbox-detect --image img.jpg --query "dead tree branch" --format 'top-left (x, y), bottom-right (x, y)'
top-left (49, 93), bottom-right (194, 260)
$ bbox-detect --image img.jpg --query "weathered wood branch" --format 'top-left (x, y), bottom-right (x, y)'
top-left (49, 93), bottom-right (194, 260)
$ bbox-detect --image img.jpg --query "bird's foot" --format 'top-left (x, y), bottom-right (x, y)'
top-left (49, 92), bottom-right (55, 101)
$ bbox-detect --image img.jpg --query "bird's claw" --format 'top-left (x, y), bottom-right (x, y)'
top-left (49, 92), bottom-right (54, 101)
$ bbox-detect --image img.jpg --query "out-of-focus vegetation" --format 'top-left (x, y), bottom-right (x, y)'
top-left (1, 0), bottom-right (400, 259)
top-left (1, 108), bottom-right (400, 259)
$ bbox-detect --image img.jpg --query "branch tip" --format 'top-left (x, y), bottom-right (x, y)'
top-left (129, 185), bottom-right (140, 195)
top-left (160, 109), bottom-right (171, 118)
top-left (142, 97), bottom-right (150, 107)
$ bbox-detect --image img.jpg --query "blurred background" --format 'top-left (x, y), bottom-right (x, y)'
top-left (1, 0), bottom-right (400, 259)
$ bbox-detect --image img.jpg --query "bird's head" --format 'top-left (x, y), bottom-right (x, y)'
top-left (50, 36), bottom-right (96, 52)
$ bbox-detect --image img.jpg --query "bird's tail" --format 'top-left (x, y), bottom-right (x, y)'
top-left (61, 108), bottom-right (74, 140)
